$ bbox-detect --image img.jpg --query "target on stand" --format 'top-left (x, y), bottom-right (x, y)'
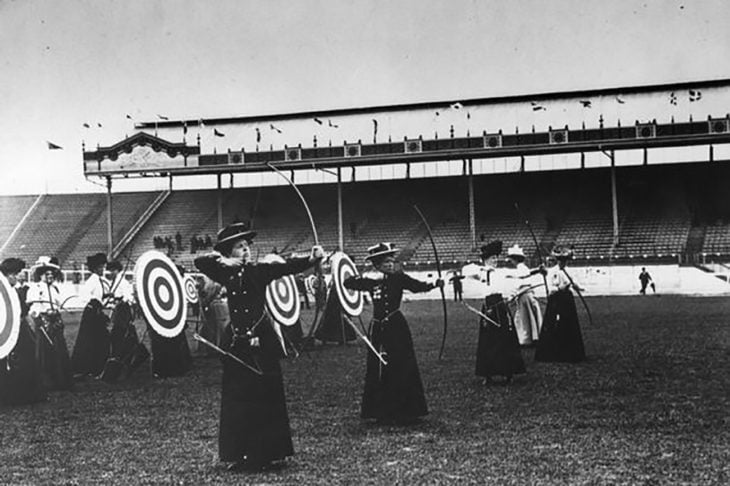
top-left (304, 274), bottom-right (316, 296)
top-left (262, 254), bottom-right (300, 327)
top-left (331, 252), bottom-right (363, 316)
top-left (0, 272), bottom-right (21, 360)
top-left (183, 275), bottom-right (199, 304)
top-left (134, 250), bottom-right (187, 338)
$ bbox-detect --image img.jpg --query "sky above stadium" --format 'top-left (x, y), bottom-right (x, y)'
top-left (0, 0), bottom-right (728, 195)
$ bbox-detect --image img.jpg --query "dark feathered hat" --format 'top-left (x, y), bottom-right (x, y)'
top-left (480, 240), bottom-right (503, 259)
top-left (106, 260), bottom-right (123, 272)
top-left (0, 257), bottom-right (26, 276)
top-left (86, 252), bottom-right (107, 270)
top-left (214, 222), bottom-right (257, 253)
top-left (551, 246), bottom-right (574, 261)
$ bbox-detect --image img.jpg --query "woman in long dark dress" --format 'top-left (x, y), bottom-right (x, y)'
top-left (535, 249), bottom-right (586, 363)
top-left (344, 242), bottom-right (443, 425)
top-left (195, 222), bottom-right (323, 472)
top-left (101, 259), bottom-right (149, 382)
top-left (462, 241), bottom-right (525, 384)
top-left (71, 252), bottom-right (111, 377)
top-left (27, 256), bottom-right (73, 391)
top-left (0, 258), bottom-right (47, 405)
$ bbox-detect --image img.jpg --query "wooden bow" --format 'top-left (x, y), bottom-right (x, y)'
top-left (413, 205), bottom-right (449, 360)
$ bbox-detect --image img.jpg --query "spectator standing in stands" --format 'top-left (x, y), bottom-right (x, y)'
top-left (205, 235), bottom-right (213, 249)
top-left (190, 235), bottom-right (198, 253)
top-left (194, 222), bottom-right (324, 472)
top-left (175, 232), bottom-right (183, 252)
top-left (462, 241), bottom-right (525, 385)
top-left (535, 248), bottom-right (586, 363)
top-left (343, 242), bottom-right (443, 425)
top-left (449, 270), bottom-right (465, 302)
top-left (0, 258), bottom-right (47, 405)
top-left (639, 267), bottom-right (654, 294)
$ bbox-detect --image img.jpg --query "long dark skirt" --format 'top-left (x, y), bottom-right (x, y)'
top-left (101, 302), bottom-right (149, 382)
top-left (34, 314), bottom-right (73, 391)
top-left (148, 323), bottom-right (192, 378)
top-left (0, 319), bottom-right (47, 405)
top-left (314, 289), bottom-right (356, 344)
top-left (71, 301), bottom-right (111, 376)
top-left (535, 289), bottom-right (586, 363)
top-left (218, 321), bottom-right (294, 463)
top-left (362, 312), bottom-right (428, 421)
top-left (199, 300), bottom-right (228, 357)
top-left (475, 294), bottom-right (526, 379)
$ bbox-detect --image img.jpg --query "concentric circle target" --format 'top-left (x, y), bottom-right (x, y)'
top-left (134, 250), bottom-right (187, 338)
top-left (0, 272), bottom-right (21, 360)
top-left (183, 275), bottom-right (199, 304)
top-left (332, 252), bottom-right (363, 316)
top-left (304, 274), bottom-right (316, 296)
top-left (262, 254), bottom-right (300, 327)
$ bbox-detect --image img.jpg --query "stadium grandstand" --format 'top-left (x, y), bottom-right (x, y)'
top-left (2, 78), bottom-right (730, 288)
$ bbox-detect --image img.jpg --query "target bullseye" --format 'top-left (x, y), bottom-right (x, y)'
top-left (0, 272), bottom-right (21, 360)
top-left (332, 252), bottom-right (363, 316)
top-left (262, 254), bottom-right (300, 327)
top-left (134, 250), bottom-right (187, 338)
top-left (183, 275), bottom-right (199, 304)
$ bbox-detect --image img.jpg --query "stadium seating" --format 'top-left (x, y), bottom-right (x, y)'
top-left (1, 162), bottom-right (728, 270)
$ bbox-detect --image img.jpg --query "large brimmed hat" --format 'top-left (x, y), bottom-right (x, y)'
top-left (551, 246), bottom-right (574, 261)
top-left (86, 252), bottom-right (107, 269)
top-left (0, 257), bottom-right (26, 276)
top-left (214, 222), bottom-right (257, 252)
top-left (32, 256), bottom-right (61, 279)
top-left (365, 242), bottom-right (398, 262)
top-left (480, 240), bottom-right (503, 259)
top-left (507, 244), bottom-right (525, 260)
top-left (106, 260), bottom-right (123, 272)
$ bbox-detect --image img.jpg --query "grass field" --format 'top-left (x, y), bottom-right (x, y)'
top-left (1, 295), bottom-right (728, 485)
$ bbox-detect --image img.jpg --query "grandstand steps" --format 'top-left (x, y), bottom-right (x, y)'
top-left (112, 190), bottom-right (170, 259)
top-left (0, 194), bottom-right (41, 258)
top-left (56, 197), bottom-right (107, 263)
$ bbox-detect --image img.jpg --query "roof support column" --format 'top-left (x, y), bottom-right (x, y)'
top-left (337, 167), bottom-right (344, 251)
top-left (106, 176), bottom-right (113, 255)
top-left (216, 173), bottom-right (223, 230)
top-left (467, 159), bottom-right (476, 250)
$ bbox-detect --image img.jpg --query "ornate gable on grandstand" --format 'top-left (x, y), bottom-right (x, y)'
top-left (83, 132), bottom-right (200, 175)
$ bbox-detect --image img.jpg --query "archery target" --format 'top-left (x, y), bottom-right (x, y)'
top-left (332, 252), bottom-right (363, 316)
top-left (0, 273), bottom-right (21, 360)
top-left (304, 274), bottom-right (316, 296)
top-left (183, 275), bottom-right (199, 304)
top-left (262, 254), bottom-right (300, 327)
top-left (134, 250), bottom-right (187, 338)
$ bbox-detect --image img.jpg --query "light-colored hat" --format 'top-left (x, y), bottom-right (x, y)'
top-left (32, 256), bottom-right (61, 279)
top-left (507, 244), bottom-right (525, 259)
top-left (365, 242), bottom-right (398, 262)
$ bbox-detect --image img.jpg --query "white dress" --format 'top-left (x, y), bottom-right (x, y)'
top-left (508, 262), bottom-right (543, 346)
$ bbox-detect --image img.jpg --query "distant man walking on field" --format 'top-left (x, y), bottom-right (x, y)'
top-left (639, 267), bottom-right (654, 294)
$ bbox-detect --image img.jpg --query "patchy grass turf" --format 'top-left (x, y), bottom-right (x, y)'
top-left (1, 296), bottom-right (728, 484)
